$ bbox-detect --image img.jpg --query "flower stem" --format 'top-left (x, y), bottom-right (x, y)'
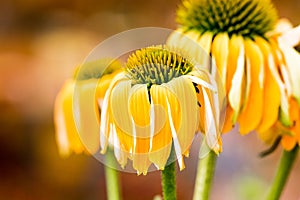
top-left (162, 161), bottom-right (177, 200)
top-left (193, 150), bottom-right (217, 200)
top-left (266, 146), bottom-right (298, 200)
top-left (105, 149), bottom-right (122, 200)
top-left (161, 146), bottom-right (177, 200)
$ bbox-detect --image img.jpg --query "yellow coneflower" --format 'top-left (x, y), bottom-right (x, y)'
top-left (168, 0), bottom-right (286, 136)
top-left (54, 59), bottom-right (121, 156)
top-left (100, 45), bottom-right (222, 175)
top-left (260, 19), bottom-right (300, 150)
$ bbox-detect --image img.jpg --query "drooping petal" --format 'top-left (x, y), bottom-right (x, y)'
top-left (281, 135), bottom-right (297, 151)
top-left (54, 80), bottom-right (81, 156)
top-left (149, 85), bottom-right (174, 170)
top-left (255, 37), bottom-right (281, 133)
top-left (111, 124), bottom-right (128, 168)
top-left (110, 80), bottom-right (133, 153)
top-left (201, 87), bottom-right (220, 153)
top-left (97, 71), bottom-right (121, 108)
top-left (128, 84), bottom-right (152, 174)
top-left (166, 98), bottom-right (185, 170)
top-left (163, 76), bottom-right (199, 157)
top-left (167, 29), bottom-right (210, 68)
top-left (99, 72), bottom-right (126, 153)
top-left (238, 39), bottom-right (264, 134)
top-left (227, 35), bottom-right (245, 122)
top-left (197, 32), bottom-right (213, 68)
top-left (222, 106), bottom-right (235, 133)
top-left (211, 32), bottom-right (229, 87)
top-left (278, 39), bottom-right (300, 104)
top-left (73, 79), bottom-right (101, 154)
top-left (267, 40), bottom-right (292, 127)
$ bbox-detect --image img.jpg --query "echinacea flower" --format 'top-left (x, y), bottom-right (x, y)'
top-left (100, 45), bottom-right (222, 175)
top-left (259, 19), bottom-right (300, 150)
top-left (168, 0), bottom-right (285, 136)
top-left (54, 59), bottom-right (121, 156)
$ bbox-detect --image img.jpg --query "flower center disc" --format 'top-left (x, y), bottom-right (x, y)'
top-left (177, 0), bottom-right (278, 38)
top-left (125, 46), bottom-right (193, 85)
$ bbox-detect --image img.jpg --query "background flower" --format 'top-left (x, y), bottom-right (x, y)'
top-left (168, 0), bottom-right (287, 137)
top-left (54, 59), bottom-right (121, 156)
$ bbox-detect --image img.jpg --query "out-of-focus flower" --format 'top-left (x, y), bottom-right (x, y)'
top-left (259, 19), bottom-right (300, 150)
top-left (100, 45), bottom-right (222, 175)
top-left (168, 0), bottom-right (286, 136)
top-left (54, 59), bottom-right (121, 156)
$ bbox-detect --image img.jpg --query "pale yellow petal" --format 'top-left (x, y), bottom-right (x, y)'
top-left (201, 87), bottom-right (220, 153)
top-left (128, 84), bottom-right (152, 174)
top-left (222, 106), bottom-right (235, 133)
top-left (54, 80), bottom-right (78, 156)
top-left (100, 72), bottom-right (126, 153)
top-left (73, 79), bottom-right (102, 154)
top-left (149, 85), bottom-right (174, 170)
top-left (268, 40), bottom-right (292, 127)
top-left (238, 39), bottom-right (264, 134)
top-left (197, 32), bottom-right (213, 68)
top-left (111, 124), bottom-right (128, 168)
top-left (278, 40), bottom-right (300, 104)
top-left (163, 76), bottom-right (199, 157)
top-left (227, 35), bottom-right (245, 122)
top-left (211, 33), bottom-right (229, 87)
top-left (255, 37), bottom-right (281, 133)
top-left (128, 84), bottom-right (151, 140)
top-left (110, 80), bottom-right (133, 152)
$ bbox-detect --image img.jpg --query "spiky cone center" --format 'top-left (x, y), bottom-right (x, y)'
top-left (177, 0), bottom-right (278, 38)
top-left (125, 46), bottom-right (194, 85)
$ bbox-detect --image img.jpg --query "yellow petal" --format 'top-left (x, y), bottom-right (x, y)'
top-left (149, 85), bottom-right (174, 170)
top-left (227, 35), bottom-right (245, 122)
top-left (278, 40), bottom-right (300, 104)
top-left (197, 32), bottom-right (213, 68)
top-left (128, 84), bottom-right (152, 174)
top-left (167, 29), bottom-right (210, 68)
top-left (100, 72), bottom-right (126, 153)
top-left (128, 84), bottom-right (151, 140)
top-left (281, 135), bottom-right (297, 151)
top-left (74, 79), bottom-right (102, 154)
top-left (255, 37), bottom-right (281, 133)
top-left (211, 33), bottom-right (229, 87)
top-left (198, 32), bottom-right (213, 55)
top-left (267, 40), bottom-right (292, 126)
top-left (238, 39), bottom-right (264, 134)
top-left (222, 106), bottom-right (235, 133)
top-left (201, 87), bottom-right (220, 153)
top-left (111, 124), bottom-right (128, 168)
top-left (97, 71), bottom-right (121, 107)
top-left (164, 77), bottom-right (199, 159)
top-left (110, 80), bottom-right (133, 153)
top-left (54, 80), bottom-right (83, 156)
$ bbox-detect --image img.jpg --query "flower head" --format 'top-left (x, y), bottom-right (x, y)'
top-left (259, 19), bottom-right (300, 150)
top-left (54, 59), bottom-right (121, 156)
top-left (100, 45), bottom-right (222, 175)
top-left (168, 0), bottom-right (283, 135)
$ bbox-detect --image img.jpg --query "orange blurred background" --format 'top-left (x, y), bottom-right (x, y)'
top-left (0, 0), bottom-right (300, 199)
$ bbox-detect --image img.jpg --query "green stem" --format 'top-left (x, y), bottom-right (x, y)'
top-left (193, 150), bottom-right (217, 200)
top-left (162, 161), bottom-right (177, 200)
top-left (105, 149), bottom-right (122, 200)
top-left (266, 146), bottom-right (298, 200)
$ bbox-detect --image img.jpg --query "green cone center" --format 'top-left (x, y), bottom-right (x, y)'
top-left (125, 46), bottom-right (193, 85)
top-left (177, 0), bottom-right (278, 38)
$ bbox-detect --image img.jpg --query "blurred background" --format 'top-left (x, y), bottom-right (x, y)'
top-left (0, 0), bottom-right (300, 199)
